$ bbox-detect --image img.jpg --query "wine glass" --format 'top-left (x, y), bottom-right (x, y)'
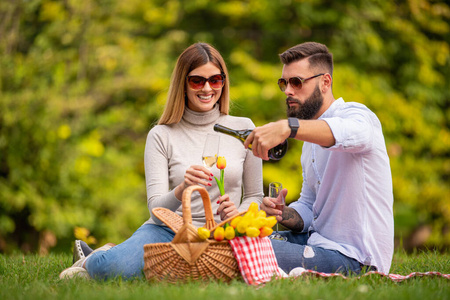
top-left (202, 134), bottom-right (220, 168)
top-left (268, 182), bottom-right (287, 241)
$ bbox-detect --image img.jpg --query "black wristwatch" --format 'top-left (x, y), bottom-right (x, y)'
top-left (288, 118), bottom-right (299, 138)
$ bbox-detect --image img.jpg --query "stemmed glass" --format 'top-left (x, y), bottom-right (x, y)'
top-left (268, 182), bottom-right (287, 241)
top-left (202, 134), bottom-right (220, 168)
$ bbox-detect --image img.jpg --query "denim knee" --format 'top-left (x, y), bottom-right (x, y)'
top-left (85, 224), bottom-right (175, 280)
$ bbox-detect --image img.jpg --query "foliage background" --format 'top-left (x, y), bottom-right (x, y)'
top-left (0, 0), bottom-right (449, 253)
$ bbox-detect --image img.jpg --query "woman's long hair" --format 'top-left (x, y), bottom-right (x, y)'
top-left (158, 43), bottom-right (230, 125)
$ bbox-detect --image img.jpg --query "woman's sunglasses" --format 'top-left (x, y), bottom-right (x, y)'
top-left (186, 74), bottom-right (226, 91)
top-left (277, 73), bottom-right (324, 92)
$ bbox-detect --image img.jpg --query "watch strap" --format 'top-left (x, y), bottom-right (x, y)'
top-left (288, 118), bottom-right (299, 138)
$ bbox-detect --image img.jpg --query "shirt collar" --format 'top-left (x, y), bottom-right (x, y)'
top-left (319, 98), bottom-right (344, 119)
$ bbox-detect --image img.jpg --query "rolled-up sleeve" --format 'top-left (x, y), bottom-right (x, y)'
top-left (323, 107), bottom-right (375, 153)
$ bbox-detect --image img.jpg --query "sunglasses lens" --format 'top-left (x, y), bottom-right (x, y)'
top-left (289, 77), bottom-right (303, 89)
top-left (277, 79), bottom-right (287, 91)
top-left (188, 76), bottom-right (206, 90)
top-left (208, 74), bottom-right (225, 90)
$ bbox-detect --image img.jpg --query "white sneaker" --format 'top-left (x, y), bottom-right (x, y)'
top-left (288, 267), bottom-right (307, 277)
top-left (59, 243), bottom-right (115, 280)
top-left (73, 240), bottom-right (93, 263)
top-left (59, 266), bottom-right (90, 279)
top-left (278, 267), bottom-right (289, 278)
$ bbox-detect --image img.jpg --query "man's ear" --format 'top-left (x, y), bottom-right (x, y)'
top-left (322, 73), bottom-right (332, 92)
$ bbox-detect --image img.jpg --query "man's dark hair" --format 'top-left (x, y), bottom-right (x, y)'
top-left (279, 42), bottom-right (333, 76)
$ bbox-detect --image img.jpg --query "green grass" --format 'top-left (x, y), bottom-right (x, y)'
top-left (1, 249), bottom-right (449, 300)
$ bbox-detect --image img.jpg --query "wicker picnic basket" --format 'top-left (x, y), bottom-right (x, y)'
top-left (143, 185), bottom-right (242, 283)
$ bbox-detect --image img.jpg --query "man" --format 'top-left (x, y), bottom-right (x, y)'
top-left (244, 42), bottom-right (394, 275)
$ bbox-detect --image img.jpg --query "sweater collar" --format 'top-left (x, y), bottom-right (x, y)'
top-left (182, 104), bottom-right (221, 126)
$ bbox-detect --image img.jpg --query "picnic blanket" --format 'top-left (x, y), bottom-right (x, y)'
top-left (229, 237), bottom-right (450, 285)
top-left (283, 267), bottom-right (450, 282)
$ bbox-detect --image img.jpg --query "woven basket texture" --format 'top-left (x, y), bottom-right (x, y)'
top-left (143, 185), bottom-right (242, 283)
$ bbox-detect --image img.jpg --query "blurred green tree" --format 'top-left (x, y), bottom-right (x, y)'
top-left (0, 0), bottom-right (448, 253)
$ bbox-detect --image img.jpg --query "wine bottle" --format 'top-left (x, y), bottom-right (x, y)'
top-left (213, 124), bottom-right (288, 160)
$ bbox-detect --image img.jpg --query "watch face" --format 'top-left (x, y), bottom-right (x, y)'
top-left (289, 118), bottom-right (299, 129)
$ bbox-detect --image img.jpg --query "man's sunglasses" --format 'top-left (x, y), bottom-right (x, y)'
top-left (277, 73), bottom-right (325, 92)
top-left (186, 74), bottom-right (226, 91)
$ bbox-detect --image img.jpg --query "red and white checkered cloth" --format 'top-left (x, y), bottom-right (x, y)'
top-left (229, 236), bottom-right (282, 285)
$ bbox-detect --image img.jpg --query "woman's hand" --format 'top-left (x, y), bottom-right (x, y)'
top-left (174, 165), bottom-right (213, 200)
top-left (216, 194), bottom-right (239, 221)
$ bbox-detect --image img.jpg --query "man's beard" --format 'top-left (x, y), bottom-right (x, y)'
top-left (286, 85), bottom-right (323, 120)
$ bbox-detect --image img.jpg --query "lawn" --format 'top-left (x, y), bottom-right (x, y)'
top-left (1, 249), bottom-right (449, 300)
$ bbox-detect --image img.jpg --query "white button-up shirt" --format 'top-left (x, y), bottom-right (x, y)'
top-left (289, 98), bottom-right (394, 274)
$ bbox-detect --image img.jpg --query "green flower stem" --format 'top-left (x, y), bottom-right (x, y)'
top-left (214, 174), bottom-right (225, 196)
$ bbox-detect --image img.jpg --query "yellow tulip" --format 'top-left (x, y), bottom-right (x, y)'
top-left (256, 210), bottom-right (266, 218)
top-left (216, 156), bottom-right (226, 169)
top-left (214, 227), bottom-right (225, 241)
top-left (259, 226), bottom-right (273, 237)
top-left (265, 216), bottom-right (278, 228)
top-left (224, 226), bottom-right (236, 240)
top-left (248, 202), bottom-right (259, 214)
top-left (214, 156), bottom-right (227, 195)
top-left (230, 216), bottom-right (243, 228)
top-left (251, 217), bottom-right (267, 229)
top-left (246, 226), bottom-right (260, 238)
top-left (198, 227), bottom-right (211, 240)
top-left (244, 210), bottom-right (256, 219)
top-left (237, 217), bottom-right (251, 234)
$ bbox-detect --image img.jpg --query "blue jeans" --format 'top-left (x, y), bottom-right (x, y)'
top-left (85, 224), bottom-right (175, 280)
top-left (270, 231), bottom-right (363, 275)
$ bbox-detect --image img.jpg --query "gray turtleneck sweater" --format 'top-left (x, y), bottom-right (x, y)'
top-left (143, 105), bottom-right (264, 228)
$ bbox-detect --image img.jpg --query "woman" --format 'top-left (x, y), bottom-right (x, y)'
top-left (60, 43), bottom-right (263, 280)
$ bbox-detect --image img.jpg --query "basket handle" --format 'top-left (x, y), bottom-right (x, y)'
top-left (182, 185), bottom-right (217, 231)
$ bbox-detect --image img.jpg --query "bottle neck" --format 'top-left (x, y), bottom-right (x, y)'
top-left (213, 124), bottom-right (287, 160)
top-left (213, 124), bottom-right (249, 138)
top-left (213, 124), bottom-right (232, 135)
top-left (214, 123), bottom-right (253, 149)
